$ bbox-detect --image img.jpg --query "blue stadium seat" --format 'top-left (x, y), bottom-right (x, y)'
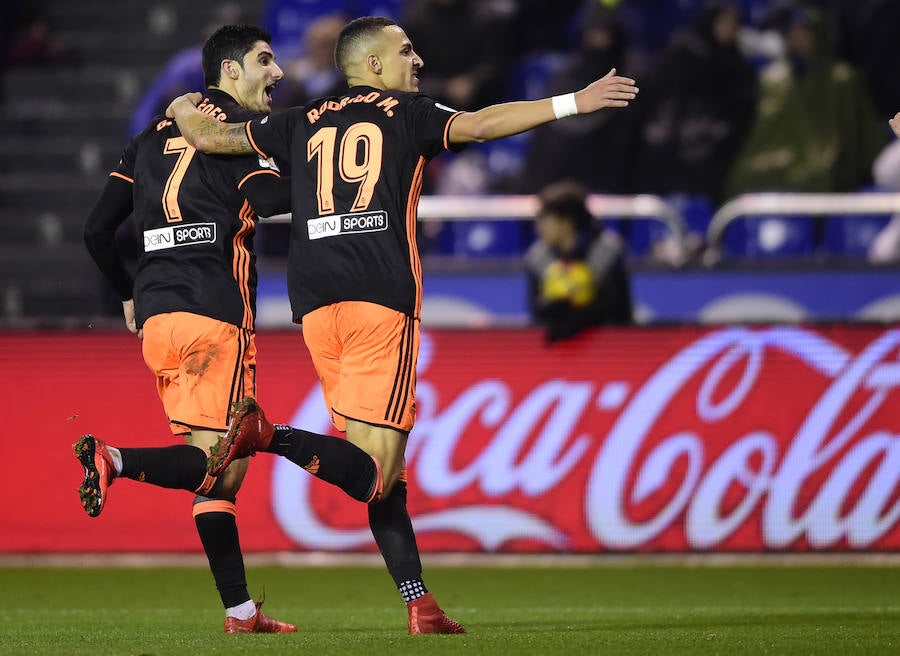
top-left (347, 0), bottom-right (404, 19)
top-left (822, 214), bottom-right (891, 258)
top-left (505, 52), bottom-right (567, 101)
top-left (627, 219), bottom-right (674, 257)
top-left (470, 137), bottom-right (531, 184)
top-left (666, 194), bottom-right (714, 236)
top-left (620, 196), bottom-right (713, 257)
top-left (723, 215), bottom-right (815, 258)
top-left (451, 220), bottom-right (525, 257)
top-left (265, 1), bottom-right (404, 58)
top-left (599, 217), bottom-right (625, 240)
top-left (264, 0), bottom-right (347, 59)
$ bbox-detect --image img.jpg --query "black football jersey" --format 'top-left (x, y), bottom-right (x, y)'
top-left (113, 89), bottom-right (280, 329)
top-left (245, 85), bottom-right (462, 320)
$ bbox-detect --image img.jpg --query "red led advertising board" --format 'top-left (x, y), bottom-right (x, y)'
top-left (5, 325), bottom-right (899, 553)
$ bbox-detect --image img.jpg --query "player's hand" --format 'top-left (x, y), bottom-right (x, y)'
top-left (165, 92), bottom-right (203, 118)
top-left (574, 68), bottom-right (638, 113)
top-left (122, 299), bottom-right (142, 339)
top-left (890, 112), bottom-right (900, 139)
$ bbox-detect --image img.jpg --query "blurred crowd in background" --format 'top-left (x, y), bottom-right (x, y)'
top-left (5, 0), bottom-right (900, 253)
top-left (2, 0), bottom-right (900, 329)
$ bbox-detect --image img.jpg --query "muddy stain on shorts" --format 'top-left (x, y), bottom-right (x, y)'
top-left (185, 343), bottom-right (220, 376)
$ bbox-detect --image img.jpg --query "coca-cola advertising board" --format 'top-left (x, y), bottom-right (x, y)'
top-left (5, 325), bottom-right (900, 554)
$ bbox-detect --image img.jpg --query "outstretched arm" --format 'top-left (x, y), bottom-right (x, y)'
top-left (891, 112), bottom-right (900, 138)
top-left (448, 68), bottom-right (638, 144)
top-left (166, 93), bottom-right (255, 155)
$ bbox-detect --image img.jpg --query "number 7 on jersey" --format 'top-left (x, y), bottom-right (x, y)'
top-left (162, 137), bottom-right (196, 223)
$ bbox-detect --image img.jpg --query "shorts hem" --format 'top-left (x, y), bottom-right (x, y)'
top-left (170, 420), bottom-right (227, 434)
top-left (333, 408), bottom-right (412, 434)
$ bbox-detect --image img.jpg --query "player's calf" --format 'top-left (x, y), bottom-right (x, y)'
top-left (209, 398), bottom-right (383, 503)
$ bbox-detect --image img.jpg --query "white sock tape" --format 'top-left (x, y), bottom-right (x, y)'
top-left (551, 93), bottom-right (578, 120)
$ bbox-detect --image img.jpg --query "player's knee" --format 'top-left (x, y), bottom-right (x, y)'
top-left (207, 458), bottom-right (248, 498)
top-left (380, 469), bottom-right (399, 499)
top-left (223, 456), bottom-right (249, 483)
top-left (212, 475), bottom-right (242, 499)
top-left (372, 462), bottom-right (407, 503)
top-left (194, 471), bottom-right (217, 496)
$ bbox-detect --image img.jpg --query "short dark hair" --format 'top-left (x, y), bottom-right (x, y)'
top-left (538, 181), bottom-right (593, 232)
top-left (334, 16), bottom-right (397, 76)
top-left (202, 24), bottom-right (272, 87)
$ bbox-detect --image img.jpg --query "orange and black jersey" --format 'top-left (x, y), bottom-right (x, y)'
top-left (84, 88), bottom-right (289, 330)
top-left (245, 86), bottom-right (463, 321)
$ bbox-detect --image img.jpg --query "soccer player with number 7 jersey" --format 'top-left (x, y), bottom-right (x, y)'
top-left (167, 15), bottom-right (638, 634)
top-left (78, 24), bottom-right (390, 635)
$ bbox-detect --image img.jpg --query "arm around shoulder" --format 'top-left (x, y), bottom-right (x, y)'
top-left (166, 93), bottom-right (254, 155)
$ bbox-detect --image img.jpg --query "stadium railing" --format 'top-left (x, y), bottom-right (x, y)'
top-left (705, 192), bottom-right (900, 257)
top-left (263, 193), bottom-right (690, 255)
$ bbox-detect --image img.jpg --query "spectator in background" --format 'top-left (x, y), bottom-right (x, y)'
top-left (631, 0), bottom-right (757, 203)
top-left (1, 2), bottom-right (25, 50)
top-left (833, 0), bottom-right (900, 124)
top-left (725, 1), bottom-right (885, 196)
top-left (263, 0), bottom-right (405, 61)
top-left (7, 3), bottom-right (79, 68)
top-left (272, 13), bottom-right (347, 110)
top-left (507, 0), bottom-right (584, 55)
top-left (513, 4), bottom-right (638, 194)
top-left (0, 0), bottom-right (26, 103)
top-left (401, 0), bottom-right (512, 110)
top-left (867, 137), bottom-right (900, 263)
top-left (525, 181), bottom-right (633, 343)
top-left (128, 3), bottom-right (245, 137)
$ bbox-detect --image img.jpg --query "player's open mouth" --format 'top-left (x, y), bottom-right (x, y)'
top-left (265, 83), bottom-right (277, 103)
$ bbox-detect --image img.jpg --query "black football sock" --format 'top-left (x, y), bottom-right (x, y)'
top-left (193, 498), bottom-right (251, 608)
top-left (269, 424), bottom-right (380, 502)
top-left (119, 445), bottom-right (208, 491)
top-left (368, 481), bottom-right (427, 602)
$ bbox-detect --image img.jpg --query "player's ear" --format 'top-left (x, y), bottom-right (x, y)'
top-left (367, 54), bottom-right (381, 75)
top-left (222, 59), bottom-right (241, 80)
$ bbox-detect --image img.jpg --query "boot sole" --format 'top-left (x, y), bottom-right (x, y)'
top-left (73, 435), bottom-right (102, 517)
top-left (208, 399), bottom-right (257, 476)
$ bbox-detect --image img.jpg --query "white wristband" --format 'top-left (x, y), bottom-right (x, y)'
top-left (551, 93), bottom-right (578, 120)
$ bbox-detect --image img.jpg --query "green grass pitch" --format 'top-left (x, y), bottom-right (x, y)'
top-left (1, 562), bottom-right (899, 655)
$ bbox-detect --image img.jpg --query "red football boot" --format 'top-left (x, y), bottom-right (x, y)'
top-left (407, 593), bottom-right (467, 635)
top-left (208, 398), bottom-right (275, 476)
top-left (73, 434), bottom-right (116, 518)
top-left (224, 599), bottom-right (297, 634)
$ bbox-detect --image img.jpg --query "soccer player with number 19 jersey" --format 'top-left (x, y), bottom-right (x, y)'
top-left (168, 16), bottom-right (638, 634)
